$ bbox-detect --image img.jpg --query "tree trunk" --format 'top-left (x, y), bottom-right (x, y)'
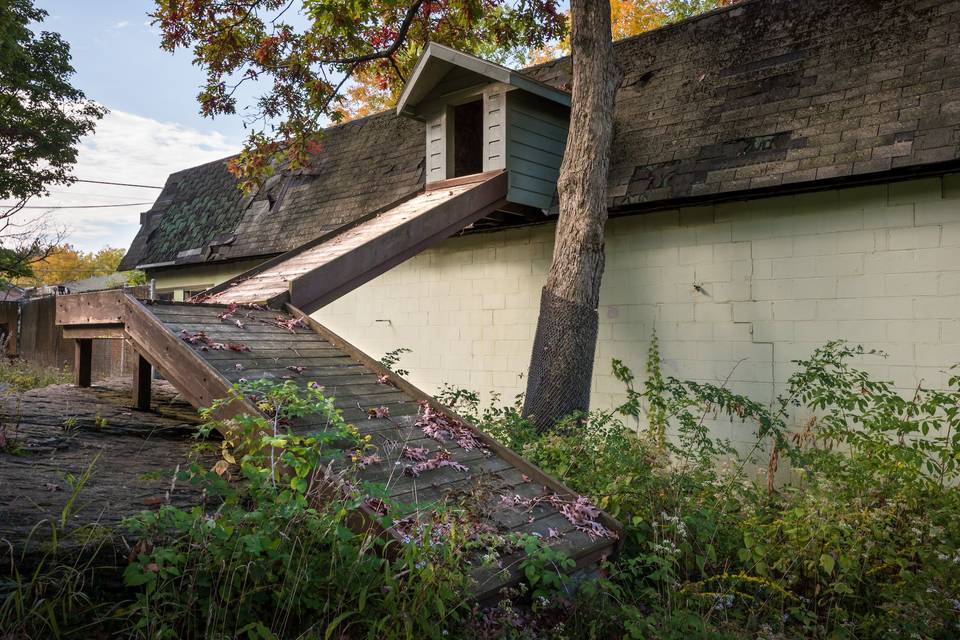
top-left (522, 0), bottom-right (621, 431)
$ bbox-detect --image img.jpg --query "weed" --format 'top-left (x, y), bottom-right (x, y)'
top-left (0, 360), bottom-right (70, 392)
top-left (379, 347), bottom-right (412, 377)
top-left (60, 416), bottom-right (77, 433)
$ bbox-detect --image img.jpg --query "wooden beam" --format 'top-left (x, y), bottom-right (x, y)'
top-left (56, 291), bottom-right (127, 326)
top-left (120, 295), bottom-right (259, 423)
top-left (132, 354), bottom-right (152, 411)
top-left (74, 339), bottom-right (92, 388)
top-left (289, 171), bottom-right (509, 313)
top-left (62, 324), bottom-right (125, 339)
top-left (197, 190), bottom-right (423, 304)
top-left (425, 169), bottom-right (504, 190)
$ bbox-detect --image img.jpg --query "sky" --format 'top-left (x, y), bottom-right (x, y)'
top-left (1, 0), bottom-right (253, 253)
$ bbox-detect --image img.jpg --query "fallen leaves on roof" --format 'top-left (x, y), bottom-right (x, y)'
top-left (416, 401), bottom-right (487, 453)
top-left (403, 449), bottom-right (469, 478)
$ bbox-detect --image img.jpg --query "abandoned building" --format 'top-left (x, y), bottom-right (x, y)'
top-left (118, 0), bottom-right (960, 447)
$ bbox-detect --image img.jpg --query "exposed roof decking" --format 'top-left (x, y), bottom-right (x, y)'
top-left (0, 379), bottom-right (215, 564)
top-left (205, 184), bottom-right (472, 305)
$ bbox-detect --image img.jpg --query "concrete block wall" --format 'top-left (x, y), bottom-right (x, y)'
top-left (315, 172), bottom-right (960, 443)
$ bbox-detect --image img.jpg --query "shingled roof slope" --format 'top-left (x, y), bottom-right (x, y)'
top-left (524, 0), bottom-right (960, 209)
top-left (120, 113), bottom-right (424, 270)
top-left (119, 157), bottom-right (246, 269)
top-left (121, 0), bottom-right (960, 271)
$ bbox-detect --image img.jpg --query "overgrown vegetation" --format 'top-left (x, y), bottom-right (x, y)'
top-left (2, 342), bottom-right (959, 638)
top-left (440, 339), bottom-right (960, 638)
top-left (0, 358), bottom-right (70, 392)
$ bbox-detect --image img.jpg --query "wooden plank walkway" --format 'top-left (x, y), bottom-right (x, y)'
top-left (52, 288), bottom-right (620, 599)
top-left (146, 300), bottom-right (620, 597)
top-left (201, 171), bottom-right (508, 313)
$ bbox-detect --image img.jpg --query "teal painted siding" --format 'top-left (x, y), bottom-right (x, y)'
top-left (505, 92), bottom-right (568, 209)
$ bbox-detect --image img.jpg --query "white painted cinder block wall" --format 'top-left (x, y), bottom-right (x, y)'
top-left (315, 173), bottom-right (960, 442)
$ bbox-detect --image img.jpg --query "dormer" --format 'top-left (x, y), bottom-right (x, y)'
top-left (397, 43), bottom-right (571, 210)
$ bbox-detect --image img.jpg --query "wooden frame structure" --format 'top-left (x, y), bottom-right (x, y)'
top-left (56, 291), bottom-right (622, 599)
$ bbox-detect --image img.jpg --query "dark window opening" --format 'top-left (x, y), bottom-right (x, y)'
top-left (453, 99), bottom-right (483, 177)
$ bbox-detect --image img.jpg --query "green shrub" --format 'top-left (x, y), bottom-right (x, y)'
top-left (118, 379), bottom-right (469, 639)
top-left (444, 340), bottom-right (960, 639)
top-left (0, 358), bottom-right (70, 391)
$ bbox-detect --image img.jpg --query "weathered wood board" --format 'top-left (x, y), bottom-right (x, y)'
top-left (0, 379), bottom-right (215, 570)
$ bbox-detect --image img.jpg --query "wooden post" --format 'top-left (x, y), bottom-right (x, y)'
top-left (74, 339), bottom-right (92, 387)
top-left (132, 354), bottom-right (152, 411)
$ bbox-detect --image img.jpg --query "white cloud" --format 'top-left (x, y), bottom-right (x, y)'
top-left (1, 108), bottom-right (240, 253)
top-left (113, 20), bottom-right (130, 29)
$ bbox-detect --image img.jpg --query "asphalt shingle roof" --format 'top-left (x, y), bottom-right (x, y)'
top-left (120, 0), bottom-right (960, 271)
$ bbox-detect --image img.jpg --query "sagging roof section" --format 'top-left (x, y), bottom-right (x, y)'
top-left (54, 292), bottom-right (622, 599)
top-left (120, 0), bottom-right (960, 272)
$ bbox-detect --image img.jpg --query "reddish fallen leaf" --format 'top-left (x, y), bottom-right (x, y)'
top-left (226, 342), bottom-right (251, 352)
top-left (404, 450), bottom-right (468, 477)
top-left (181, 330), bottom-right (228, 352)
top-left (548, 495), bottom-right (616, 540)
top-left (377, 374), bottom-right (390, 385)
top-left (217, 303), bottom-right (238, 321)
top-left (354, 452), bottom-right (383, 469)
top-left (368, 406), bottom-right (390, 419)
top-left (521, 474), bottom-right (531, 483)
top-left (286, 366), bottom-right (305, 375)
top-left (143, 497), bottom-right (164, 506)
top-left (273, 315), bottom-right (306, 332)
top-left (416, 401), bottom-right (487, 452)
top-left (401, 446), bottom-right (429, 462)
top-left (363, 497), bottom-right (389, 515)
top-left (179, 329), bottom-right (207, 345)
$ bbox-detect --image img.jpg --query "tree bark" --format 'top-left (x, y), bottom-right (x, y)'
top-left (523, 0), bottom-right (621, 430)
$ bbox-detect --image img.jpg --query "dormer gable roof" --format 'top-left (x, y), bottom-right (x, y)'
top-left (396, 42), bottom-right (570, 118)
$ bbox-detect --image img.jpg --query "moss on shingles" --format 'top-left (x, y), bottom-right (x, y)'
top-left (140, 159), bottom-right (247, 265)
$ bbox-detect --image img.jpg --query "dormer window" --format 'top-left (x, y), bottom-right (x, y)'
top-left (397, 43), bottom-right (571, 210)
top-left (453, 99), bottom-right (483, 177)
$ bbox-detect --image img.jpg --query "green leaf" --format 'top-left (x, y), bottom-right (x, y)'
top-left (324, 612), bottom-right (353, 639)
top-left (820, 553), bottom-right (835, 575)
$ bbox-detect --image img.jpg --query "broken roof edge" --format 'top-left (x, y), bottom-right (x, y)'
top-left (396, 42), bottom-right (571, 117)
